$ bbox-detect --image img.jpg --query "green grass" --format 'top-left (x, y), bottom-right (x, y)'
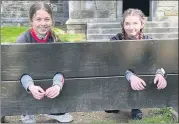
top-left (1, 26), bottom-right (86, 43)
top-left (129, 115), bottom-right (174, 123)
top-left (1, 26), bottom-right (29, 43)
top-left (58, 33), bottom-right (86, 42)
top-left (91, 120), bottom-right (117, 124)
top-left (129, 108), bottom-right (176, 123)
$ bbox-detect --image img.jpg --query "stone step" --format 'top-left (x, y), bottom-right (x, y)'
top-left (87, 38), bottom-right (178, 42)
top-left (87, 22), bottom-right (178, 29)
top-left (87, 33), bottom-right (178, 40)
top-left (87, 27), bottom-right (178, 34)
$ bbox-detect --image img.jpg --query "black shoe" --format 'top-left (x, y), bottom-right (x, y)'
top-left (105, 110), bottom-right (120, 113)
top-left (131, 109), bottom-right (142, 120)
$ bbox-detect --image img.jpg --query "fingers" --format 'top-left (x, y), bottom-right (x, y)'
top-left (131, 77), bottom-right (146, 91)
top-left (138, 82), bottom-right (145, 90)
top-left (131, 83), bottom-right (137, 90)
top-left (45, 87), bottom-right (60, 99)
top-left (47, 91), bottom-right (59, 98)
top-left (30, 86), bottom-right (61, 100)
top-left (157, 78), bottom-right (162, 89)
top-left (131, 74), bottom-right (167, 91)
top-left (162, 80), bottom-right (167, 89)
top-left (141, 79), bottom-right (146, 87)
top-left (155, 74), bottom-right (167, 90)
top-left (32, 93), bottom-right (44, 100)
top-left (37, 87), bottom-right (45, 94)
top-left (31, 86), bottom-right (45, 100)
top-left (154, 76), bottom-right (158, 84)
top-left (45, 87), bottom-right (52, 96)
top-left (36, 87), bottom-right (45, 97)
top-left (138, 79), bottom-right (146, 90)
top-left (45, 87), bottom-right (55, 96)
top-left (157, 79), bottom-right (167, 90)
top-left (131, 81), bottom-right (145, 90)
top-left (32, 91), bottom-right (44, 100)
top-left (136, 81), bottom-right (145, 90)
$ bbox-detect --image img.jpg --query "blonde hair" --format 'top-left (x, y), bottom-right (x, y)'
top-left (121, 8), bottom-right (146, 40)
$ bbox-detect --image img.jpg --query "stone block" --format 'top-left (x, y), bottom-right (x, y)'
top-left (94, 1), bottom-right (116, 10)
top-left (67, 24), bottom-right (86, 30)
top-left (95, 10), bottom-right (109, 18)
top-left (70, 10), bottom-right (94, 19)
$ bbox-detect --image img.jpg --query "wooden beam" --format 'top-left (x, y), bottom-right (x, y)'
top-left (2, 39), bottom-right (178, 81)
top-left (1, 75), bottom-right (178, 116)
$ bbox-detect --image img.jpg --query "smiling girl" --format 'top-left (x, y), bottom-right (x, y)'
top-left (15, 2), bottom-right (73, 123)
top-left (105, 8), bottom-right (167, 120)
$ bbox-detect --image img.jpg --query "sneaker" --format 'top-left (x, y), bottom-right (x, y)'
top-left (131, 109), bottom-right (143, 120)
top-left (44, 113), bottom-right (73, 123)
top-left (21, 115), bottom-right (36, 123)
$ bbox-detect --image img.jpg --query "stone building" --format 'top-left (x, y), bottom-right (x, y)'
top-left (68, 0), bottom-right (178, 21)
top-left (67, 1), bottom-right (178, 34)
top-left (1, 0), bottom-right (69, 26)
top-left (1, 0), bottom-right (178, 40)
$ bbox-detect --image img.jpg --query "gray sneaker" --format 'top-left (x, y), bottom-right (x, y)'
top-left (21, 115), bottom-right (36, 123)
top-left (44, 113), bottom-right (73, 123)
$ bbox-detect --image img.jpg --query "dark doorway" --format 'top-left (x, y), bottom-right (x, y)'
top-left (123, 0), bottom-right (150, 17)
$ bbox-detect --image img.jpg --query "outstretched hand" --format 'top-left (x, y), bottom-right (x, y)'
top-left (130, 75), bottom-right (146, 90)
top-left (154, 74), bottom-right (167, 90)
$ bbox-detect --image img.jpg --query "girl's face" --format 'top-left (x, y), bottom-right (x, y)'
top-left (123, 15), bottom-right (144, 38)
top-left (31, 9), bottom-right (53, 35)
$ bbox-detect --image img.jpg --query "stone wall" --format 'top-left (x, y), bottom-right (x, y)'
top-left (66, 1), bottom-right (178, 34)
top-left (66, 1), bottom-right (117, 34)
top-left (1, 0), bottom-right (69, 26)
top-left (1, 0), bottom-right (178, 34)
top-left (69, 1), bottom-right (116, 19)
top-left (154, 1), bottom-right (178, 21)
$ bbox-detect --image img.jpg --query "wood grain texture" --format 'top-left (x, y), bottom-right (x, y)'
top-left (1, 39), bottom-right (178, 116)
top-left (1, 75), bottom-right (178, 116)
top-left (2, 39), bottom-right (178, 81)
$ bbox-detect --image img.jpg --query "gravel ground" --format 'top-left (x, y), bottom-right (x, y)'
top-left (3, 108), bottom-right (152, 123)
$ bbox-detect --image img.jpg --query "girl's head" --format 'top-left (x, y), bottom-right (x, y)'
top-left (29, 2), bottom-right (54, 36)
top-left (121, 8), bottom-right (146, 40)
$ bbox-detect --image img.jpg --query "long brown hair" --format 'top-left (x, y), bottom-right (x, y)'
top-left (29, 2), bottom-right (60, 42)
top-left (121, 8), bottom-right (146, 40)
